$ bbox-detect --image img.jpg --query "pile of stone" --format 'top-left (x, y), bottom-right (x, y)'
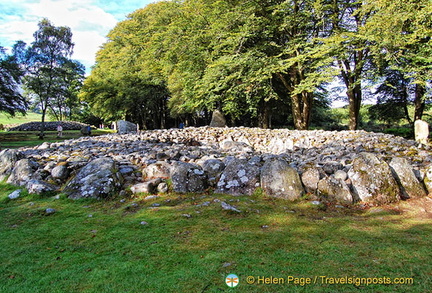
top-left (7, 121), bottom-right (88, 131)
top-left (1, 126), bottom-right (431, 206)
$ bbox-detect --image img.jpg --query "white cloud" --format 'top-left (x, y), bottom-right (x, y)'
top-left (0, 0), bottom-right (154, 73)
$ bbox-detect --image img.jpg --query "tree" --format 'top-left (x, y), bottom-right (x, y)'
top-left (0, 44), bottom-right (27, 116)
top-left (24, 18), bottom-right (75, 138)
top-left (362, 0), bottom-right (432, 121)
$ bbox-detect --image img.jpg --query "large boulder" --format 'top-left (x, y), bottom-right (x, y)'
top-left (117, 120), bottom-right (137, 134)
top-left (170, 162), bottom-right (207, 193)
top-left (0, 149), bottom-right (20, 181)
top-left (215, 159), bottom-right (260, 195)
top-left (317, 176), bottom-right (353, 204)
top-left (260, 159), bottom-right (304, 200)
top-left (348, 153), bottom-right (401, 204)
top-left (209, 109), bottom-right (227, 127)
top-left (7, 159), bottom-right (39, 187)
top-left (63, 157), bottom-right (123, 199)
top-left (389, 157), bottom-right (427, 199)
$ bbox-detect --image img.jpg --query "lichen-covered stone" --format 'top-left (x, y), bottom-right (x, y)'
top-left (7, 159), bottom-right (39, 187)
top-left (63, 157), bottom-right (123, 199)
top-left (0, 149), bottom-right (20, 181)
top-left (301, 168), bottom-right (320, 194)
top-left (348, 153), bottom-right (401, 204)
top-left (317, 176), bottom-right (353, 204)
top-left (389, 157), bottom-right (427, 199)
top-left (215, 159), bottom-right (260, 195)
top-left (170, 162), bottom-right (207, 193)
top-left (261, 159), bottom-right (304, 200)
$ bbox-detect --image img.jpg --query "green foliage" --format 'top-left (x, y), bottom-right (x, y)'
top-left (0, 44), bottom-right (27, 116)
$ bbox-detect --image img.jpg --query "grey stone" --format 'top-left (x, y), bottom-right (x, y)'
top-left (260, 159), bottom-right (304, 200)
top-left (130, 179), bottom-right (162, 194)
top-left (117, 120), bottom-right (137, 134)
top-left (63, 157), bottom-right (123, 199)
top-left (51, 164), bottom-right (69, 180)
top-left (301, 168), bottom-right (320, 194)
top-left (390, 157), bottom-right (427, 199)
top-left (317, 176), bottom-right (353, 204)
top-left (348, 153), bottom-right (401, 204)
top-left (424, 165), bottom-right (432, 194)
top-left (145, 162), bottom-right (171, 179)
top-left (171, 162), bottom-right (207, 193)
top-left (209, 109), bottom-right (227, 127)
top-left (26, 179), bottom-right (57, 195)
top-left (334, 170), bottom-right (348, 181)
top-left (215, 159), bottom-right (260, 195)
top-left (8, 189), bottom-right (21, 199)
top-left (45, 208), bottom-right (56, 214)
top-left (219, 140), bottom-right (254, 153)
top-left (414, 120), bottom-right (429, 146)
top-left (0, 149), bottom-right (20, 181)
top-left (221, 201), bottom-right (241, 213)
top-left (201, 159), bottom-right (225, 186)
top-left (7, 159), bottom-right (39, 186)
top-left (157, 182), bottom-right (168, 194)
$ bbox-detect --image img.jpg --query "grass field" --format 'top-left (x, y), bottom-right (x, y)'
top-left (1, 182), bottom-right (431, 293)
top-left (0, 112), bottom-right (44, 126)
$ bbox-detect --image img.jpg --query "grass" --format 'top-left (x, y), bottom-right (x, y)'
top-left (0, 112), bottom-right (44, 126)
top-left (0, 130), bottom-right (115, 149)
top-left (1, 182), bottom-right (431, 292)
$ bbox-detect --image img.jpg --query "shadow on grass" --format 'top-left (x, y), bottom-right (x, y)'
top-left (0, 186), bottom-right (431, 293)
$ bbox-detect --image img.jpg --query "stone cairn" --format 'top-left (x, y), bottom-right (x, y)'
top-left (1, 126), bottom-right (432, 206)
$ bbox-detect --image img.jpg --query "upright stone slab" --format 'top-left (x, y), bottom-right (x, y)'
top-left (414, 120), bottom-right (429, 146)
top-left (389, 157), bottom-right (427, 199)
top-left (317, 176), bottom-right (353, 204)
top-left (170, 162), bottom-right (207, 193)
top-left (260, 159), bottom-right (304, 200)
top-left (209, 109), bottom-right (227, 127)
top-left (117, 120), bottom-right (137, 134)
top-left (348, 153), bottom-right (401, 204)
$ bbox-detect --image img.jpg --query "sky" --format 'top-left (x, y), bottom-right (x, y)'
top-left (0, 0), bottom-right (156, 73)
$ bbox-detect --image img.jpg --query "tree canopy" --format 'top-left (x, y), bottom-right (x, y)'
top-left (81, 0), bottom-right (431, 130)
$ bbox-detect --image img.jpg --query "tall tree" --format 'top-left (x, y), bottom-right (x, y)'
top-left (0, 44), bottom-right (27, 116)
top-left (362, 0), bottom-right (432, 121)
top-left (24, 18), bottom-right (75, 138)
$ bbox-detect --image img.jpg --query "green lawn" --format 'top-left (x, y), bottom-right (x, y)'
top-left (0, 183), bottom-right (431, 293)
top-left (0, 112), bottom-right (44, 126)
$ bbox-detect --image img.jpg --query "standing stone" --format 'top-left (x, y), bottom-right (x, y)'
top-left (389, 157), bottom-right (427, 199)
top-left (170, 162), bottom-right (207, 193)
top-left (317, 176), bottom-right (353, 204)
top-left (0, 149), bottom-right (20, 181)
top-left (209, 109), bottom-right (226, 127)
top-left (348, 153), bottom-right (401, 204)
top-left (63, 157), bottom-right (123, 199)
top-left (145, 162), bottom-right (171, 179)
top-left (117, 120), bottom-right (137, 134)
top-left (261, 159), bottom-right (304, 200)
top-left (215, 159), bottom-right (260, 195)
top-left (414, 120), bottom-right (429, 146)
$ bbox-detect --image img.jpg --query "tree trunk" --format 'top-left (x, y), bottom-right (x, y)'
top-left (291, 92), bottom-right (312, 130)
top-left (39, 109), bottom-right (46, 139)
top-left (258, 99), bottom-right (270, 129)
top-left (347, 84), bottom-right (362, 130)
top-left (414, 83), bottom-right (426, 121)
